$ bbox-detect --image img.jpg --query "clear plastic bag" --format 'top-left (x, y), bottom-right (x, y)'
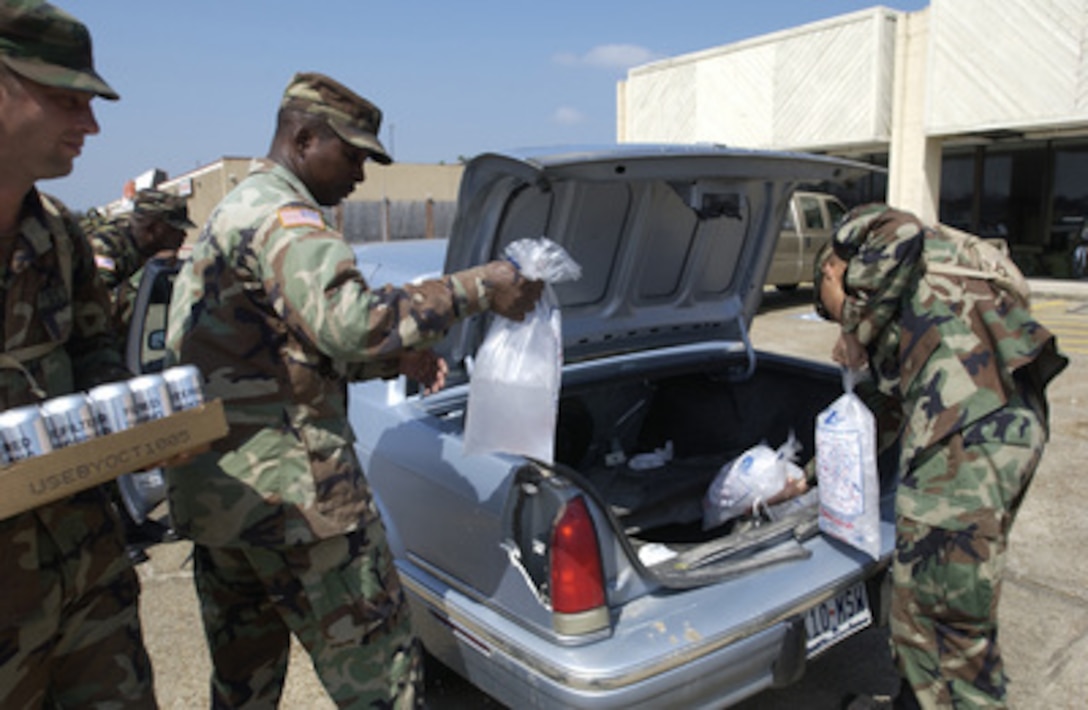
top-left (815, 368), bottom-right (880, 559)
top-left (702, 432), bottom-right (805, 529)
top-left (463, 238), bottom-right (581, 463)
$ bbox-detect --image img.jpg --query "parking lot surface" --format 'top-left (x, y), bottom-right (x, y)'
top-left (139, 284), bottom-right (1088, 709)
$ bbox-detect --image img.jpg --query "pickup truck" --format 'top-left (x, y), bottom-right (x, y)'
top-left (767, 191), bottom-right (848, 291)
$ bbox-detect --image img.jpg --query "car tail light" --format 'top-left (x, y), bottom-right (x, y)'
top-left (550, 496), bottom-right (606, 615)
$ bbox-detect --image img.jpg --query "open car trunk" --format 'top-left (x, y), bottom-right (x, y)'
top-left (381, 146), bottom-right (885, 593)
top-left (547, 350), bottom-right (893, 588)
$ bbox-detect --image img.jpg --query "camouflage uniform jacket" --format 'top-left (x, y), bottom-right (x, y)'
top-left (166, 159), bottom-right (497, 547)
top-left (836, 206), bottom-right (1067, 526)
top-left (0, 190), bottom-right (129, 411)
top-left (86, 213), bottom-right (144, 290)
top-left (85, 213), bottom-right (144, 336)
top-left (0, 190), bottom-right (132, 621)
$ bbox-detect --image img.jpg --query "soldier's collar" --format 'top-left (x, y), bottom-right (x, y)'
top-left (255, 159), bottom-right (323, 208)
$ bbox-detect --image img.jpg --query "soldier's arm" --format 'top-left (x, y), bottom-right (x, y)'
top-left (343, 358), bottom-right (401, 381)
top-left (87, 220), bottom-right (144, 291)
top-left (66, 216), bottom-right (133, 388)
top-left (853, 374), bottom-right (905, 455)
top-left (259, 210), bottom-right (496, 364)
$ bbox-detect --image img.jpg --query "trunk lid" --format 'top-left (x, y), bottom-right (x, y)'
top-left (441, 145), bottom-right (874, 367)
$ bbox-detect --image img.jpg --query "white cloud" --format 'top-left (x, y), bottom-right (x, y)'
top-left (553, 43), bottom-right (661, 71)
top-left (584, 43), bottom-right (660, 69)
top-left (553, 106), bottom-right (585, 126)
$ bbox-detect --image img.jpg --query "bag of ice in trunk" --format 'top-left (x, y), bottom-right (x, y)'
top-left (463, 237), bottom-right (581, 463)
top-left (815, 368), bottom-right (880, 559)
top-left (702, 432), bottom-right (805, 529)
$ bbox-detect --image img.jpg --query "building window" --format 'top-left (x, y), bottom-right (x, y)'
top-left (1051, 142), bottom-right (1088, 276)
top-left (939, 151), bottom-right (976, 233)
top-left (974, 145), bottom-right (1047, 243)
top-left (938, 140), bottom-right (1088, 278)
top-left (822, 153), bottom-right (888, 209)
top-left (979, 152), bottom-right (1011, 239)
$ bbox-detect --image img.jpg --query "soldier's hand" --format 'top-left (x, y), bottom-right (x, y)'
top-left (763, 475), bottom-right (810, 507)
top-left (153, 443), bottom-right (210, 469)
top-left (482, 260), bottom-right (544, 321)
top-left (399, 349), bottom-right (448, 395)
top-left (832, 332), bottom-right (868, 370)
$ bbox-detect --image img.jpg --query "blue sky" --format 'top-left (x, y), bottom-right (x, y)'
top-left (44, 0), bottom-right (928, 210)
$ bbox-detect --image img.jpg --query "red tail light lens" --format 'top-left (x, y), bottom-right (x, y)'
top-left (549, 496), bottom-right (606, 614)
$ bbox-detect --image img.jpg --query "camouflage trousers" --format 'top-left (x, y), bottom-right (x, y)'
top-left (890, 401), bottom-right (1045, 710)
top-left (192, 516), bottom-right (422, 709)
top-left (0, 489), bottom-right (156, 709)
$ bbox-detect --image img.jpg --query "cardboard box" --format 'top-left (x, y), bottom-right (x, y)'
top-left (0, 399), bottom-right (228, 520)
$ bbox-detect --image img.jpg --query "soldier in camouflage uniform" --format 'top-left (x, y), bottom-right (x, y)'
top-left (165, 71), bottom-right (543, 708)
top-left (814, 204), bottom-right (1068, 709)
top-left (0, 1), bottom-right (156, 706)
top-left (85, 188), bottom-right (194, 554)
top-left (86, 188), bottom-right (195, 337)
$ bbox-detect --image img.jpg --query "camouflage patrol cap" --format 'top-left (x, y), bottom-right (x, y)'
top-left (133, 189), bottom-right (196, 230)
top-left (831, 203), bottom-right (889, 260)
top-left (0, 0), bottom-right (118, 100)
top-left (813, 203), bottom-right (888, 321)
top-left (281, 71), bottom-right (392, 164)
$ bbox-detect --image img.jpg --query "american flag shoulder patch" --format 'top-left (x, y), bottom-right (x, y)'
top-left (276, 206), bottom-right (325, 229)
top-left (94, 254), bottom-right (116, 271)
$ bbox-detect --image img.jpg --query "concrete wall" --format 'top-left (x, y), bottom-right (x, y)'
top-left (350, 162), bottom-right (462, 203)
top-left (165, 157), bottom-right (252, 239)
top-left (887, 8), bottom-right (941, 220)
top-left (926, 0), bottom-right (1088, 136)
top-left (617, 0), bottom-right (1088, 226)
top-left (619, 8), bottom-right (900, 152)
top-left (154, 160), bottom-right (465, 244)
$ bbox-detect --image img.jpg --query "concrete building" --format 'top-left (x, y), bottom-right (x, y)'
top-left (107, 159), bottom-right (465, 245)
top-left (617, 0), bottom-right (1088, 278)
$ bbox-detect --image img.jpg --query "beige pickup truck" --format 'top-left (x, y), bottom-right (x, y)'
top-left (767, 191), bottom-right (847, 291)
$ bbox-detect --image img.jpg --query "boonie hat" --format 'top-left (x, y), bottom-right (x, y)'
top-left (0, 0), bottom-right (118, 100)
top-left (133, 189), bottom-right (196, 231)
top-left (280, 71), bottom-right (392, 164)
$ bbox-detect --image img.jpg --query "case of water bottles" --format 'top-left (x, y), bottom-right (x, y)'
top-left (0, 365), bottom-right (229, 519)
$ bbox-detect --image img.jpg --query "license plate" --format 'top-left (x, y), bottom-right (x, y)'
top-left (803, 581), bottom-right (872, 657)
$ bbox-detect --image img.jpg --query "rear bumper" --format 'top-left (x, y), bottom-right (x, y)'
top-left (400, 553), bottom-right (891, 710)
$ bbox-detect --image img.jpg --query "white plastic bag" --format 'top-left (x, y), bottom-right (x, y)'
top-left (463, 238), bottom-right (581, 463)
top-left (815, 369), bottom-right (880, 559)
top-left (702, 432), bottom-right (805, 529)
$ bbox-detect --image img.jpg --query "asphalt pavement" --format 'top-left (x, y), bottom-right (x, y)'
top-left (138, 278), bottom-right (1088, 709)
